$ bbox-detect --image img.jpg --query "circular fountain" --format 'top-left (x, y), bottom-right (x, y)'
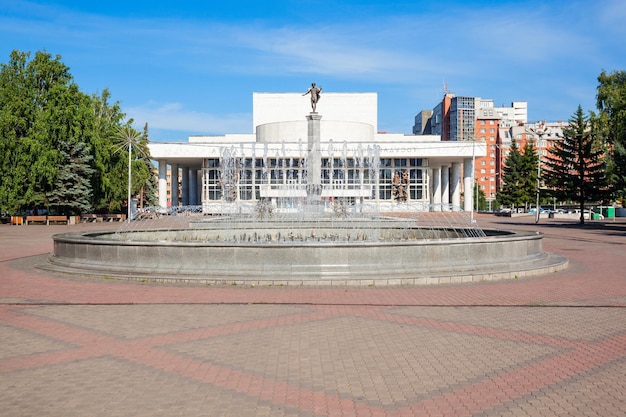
top-left (46, 111), bottom-right (567, 285)
top-left (48, 214), bottom-right (566, 285)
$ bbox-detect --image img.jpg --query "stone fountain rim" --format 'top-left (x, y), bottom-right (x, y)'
top-left (51, 227), bottom-right (538, 248)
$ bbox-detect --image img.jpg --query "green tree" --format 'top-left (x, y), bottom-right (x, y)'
top-left (48, 139), bottom-right (95, 215)
top-left (596, 70), bottom-right (626, 201)
top-left (136, 123), bottom-right (157, 208)
top-left (499, 139), bottom-right (526, 207)
top-left (498, 138), bottom-right (540, 211)
top-left (0, 50), bottom-right (90, 213)
top-left (89, 89), bottom-right (127, 211)
top-left (520, 140), bottom-right (540, 210)
top-left (543, 105), bottom-right (608, 224)
top-left (0, 49), bottom-right (146, 216)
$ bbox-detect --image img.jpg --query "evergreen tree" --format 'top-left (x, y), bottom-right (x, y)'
top-left (498, 138), bottom-right (540, 211)
top-left (48, 139), bottom-right (95, 214)
top-left (143, 172), bottom-right (159, 207)
top-left (498, 139), bottom-right (526, 207)
top-left (520, 140), bottom-right (540, 210)
top-left (543, 105), bottom-right (608, 224)
top-left (135, 122), bottom-right (156, 208)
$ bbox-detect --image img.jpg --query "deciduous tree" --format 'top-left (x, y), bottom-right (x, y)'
top-left (596, 70), bottom-right (626, 201)
top-left (0, 50), bottom-right (82, 213)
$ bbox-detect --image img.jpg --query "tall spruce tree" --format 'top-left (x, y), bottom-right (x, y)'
top-left (520, 140), bottom-right (540, 211)
top-left (48, 139), bottom-right (95, 215)
top-left (543, 105), bottom-right (608, 224)
top-left (135, 122), bottom-right (156, 208)
top-left (499, 139), bottom-right (534, 208)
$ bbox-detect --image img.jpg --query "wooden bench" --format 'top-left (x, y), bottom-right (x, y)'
top-left (46, 215), bottom-right (69, 225)
top-left (25, 215), bottom-right (47, 225)
top-left (25, 215), bottom-right (69, 225)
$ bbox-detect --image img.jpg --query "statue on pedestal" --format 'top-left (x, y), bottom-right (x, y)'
top-left (303, 82), bottom-right (322, 112)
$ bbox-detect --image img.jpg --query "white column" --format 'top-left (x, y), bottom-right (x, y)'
top-left (432, 167), bottom-right (441, 212)
top-left (463, 158), bottom-right (473, 213)
top-left (189, 169), bottom-right (198, 206)
top-left (441, 165), bottom-right (450, 211)
top-left (181, 167), bottom-right (190, 206)
top-left (197, 170), bottom-right (203, 205)
top-left (451, 162), bottom-right (461, 211)
top-left (170, 163), bottom-right (179, 208)
top-left (158, 161), bottom-right (168, 208)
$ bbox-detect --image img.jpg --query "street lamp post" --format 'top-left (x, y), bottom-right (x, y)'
top-left (535, 147), bottom-right (541, 223)
top-left (488, 180), bottom-right (492, 212)
top-left (471, 140), bottom-right (476, 222)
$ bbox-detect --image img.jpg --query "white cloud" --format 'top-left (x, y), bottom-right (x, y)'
top-left (126, 102), bottom-right (251, 135)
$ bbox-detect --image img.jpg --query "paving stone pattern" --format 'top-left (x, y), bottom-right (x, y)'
top-left (1, 215), bottom-right (625, 416)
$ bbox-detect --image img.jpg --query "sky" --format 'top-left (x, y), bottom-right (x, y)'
top-left (1, 0), bottom-right (625, 142)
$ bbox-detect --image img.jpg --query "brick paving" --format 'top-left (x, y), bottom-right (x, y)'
top-left (0, 214), bottom-right (625, 416)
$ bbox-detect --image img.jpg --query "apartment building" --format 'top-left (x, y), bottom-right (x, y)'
top-left (414, 93), bottom-right (528, 207)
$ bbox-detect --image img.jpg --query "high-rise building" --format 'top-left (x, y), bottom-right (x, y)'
top-left (415, 94), bottom-right (528, 208)
top-left (449, 96), bottom-right (477, 141)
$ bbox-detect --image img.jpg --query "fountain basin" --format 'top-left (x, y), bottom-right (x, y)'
top-left (46, 223), bottom-right (567, 285)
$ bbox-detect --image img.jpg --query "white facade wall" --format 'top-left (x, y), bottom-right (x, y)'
top-left (255, 120), bottom-right (375, 143)
top-left (253, 92), bottom-right (378, 133)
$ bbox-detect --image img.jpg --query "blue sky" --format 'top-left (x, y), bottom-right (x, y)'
top-left (1, 0), bottom-right (625, 142)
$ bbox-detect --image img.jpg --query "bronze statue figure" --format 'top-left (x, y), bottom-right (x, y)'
top-left (303, 82), bottom-right (322, 112)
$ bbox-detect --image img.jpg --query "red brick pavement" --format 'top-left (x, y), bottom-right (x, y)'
top-left (0, 214), bottom-right (625, 416)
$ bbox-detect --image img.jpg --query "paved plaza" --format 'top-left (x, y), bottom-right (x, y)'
top-left (1, 214), bottom-right (625, 416)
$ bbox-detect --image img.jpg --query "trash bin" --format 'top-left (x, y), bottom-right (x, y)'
top-left (602, 207), bottom-right (615, 219)
top-left (592, 212), bottom-right (600, 220)
top-left (11, 215), bottom-right (23, 225)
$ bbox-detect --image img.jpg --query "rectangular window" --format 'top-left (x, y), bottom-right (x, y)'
top-left (375, 158), bottom-right (427, 202)
top-left (203, 158), bottom-right (222, 201)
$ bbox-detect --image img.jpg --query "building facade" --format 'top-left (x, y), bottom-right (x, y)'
top-left (149, 91), bottom-right (486, 214)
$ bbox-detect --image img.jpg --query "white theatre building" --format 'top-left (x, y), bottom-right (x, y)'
top-left (148, 91), bottom-right (486, 214)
